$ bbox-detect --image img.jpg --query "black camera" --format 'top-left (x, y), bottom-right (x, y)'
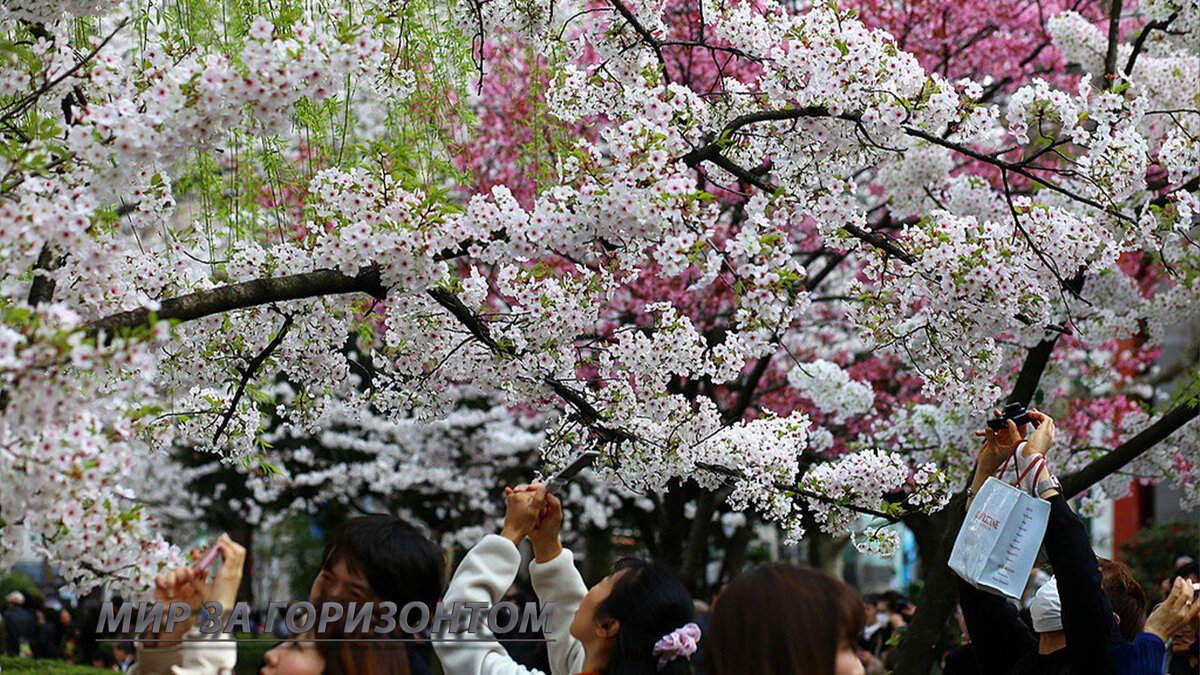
top-left (986, 402), bottom-right (1032, 430)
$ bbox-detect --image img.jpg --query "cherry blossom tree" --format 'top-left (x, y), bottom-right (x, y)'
top-left (0, 0), bottom-right (1197, 671)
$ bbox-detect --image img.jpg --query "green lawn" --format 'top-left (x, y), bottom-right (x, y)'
top-left (0, 655), bottom-right (111, 673)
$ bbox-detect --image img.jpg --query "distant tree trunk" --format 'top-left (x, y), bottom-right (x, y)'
top-left (582, 528), bottom-right (614, 583)
top-left (679, 489), bottom-right (723, 595)
top-left (719, 520), bottom-right (753, 582)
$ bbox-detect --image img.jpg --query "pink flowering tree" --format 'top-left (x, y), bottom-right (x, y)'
top-left (0, 0), bottom-right (1197, 670)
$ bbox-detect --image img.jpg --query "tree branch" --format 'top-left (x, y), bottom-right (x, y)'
top-left (1, 18), bottom-right (129, 122)
top-left (27, 243), bottom-right (59, 306)
top-left (608, 0), bottom-right (670, 82)
top-left (693, 149), bottom-right (917, 263)
top-left (1124, 13), bottom-right (1177, 76)
top-left (1008, 337), bottom-right (1060, 407)
top-left (1103, 0), bottom-right (1124, 89)
top-left (680, 106), bottom-right (846, 167)
top-left (84, 267), bottom-right (386, 340)
top-left (722, 355), bottom-right (773, 424)
top-left (423, 286), bottom-right (636, 444)
top-left (695, 461), bottom-right (913, 521)
top-left (1061, 400), bottom-right (1200, 497)
top-left (212, 314), bottom-right (294, 444)
top-left (902, 126), bottom-right (1131, 220)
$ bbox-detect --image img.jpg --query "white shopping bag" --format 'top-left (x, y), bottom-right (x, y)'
top-left (949, 476), bottom-right (1050, 598)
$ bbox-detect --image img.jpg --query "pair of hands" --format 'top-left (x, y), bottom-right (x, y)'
top-left (500, 483), bottom-right (564, 563)
top-left (1145, 577), bottom-right (1200, 644)
top-left (147, 533), bottom-right (247, 645)
top-left (973, 409), bottom-right (1056, 478)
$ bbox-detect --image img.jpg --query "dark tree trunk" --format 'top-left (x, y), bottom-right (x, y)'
top-left (719, 520), bottom-right (753, 582)
top-left (891, 497), bottom-right (966, 675)
top-left (679, 489), bottom-right (723, 595)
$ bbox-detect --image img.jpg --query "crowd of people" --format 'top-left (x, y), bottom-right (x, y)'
top-left (0, 587), bottom-right (145, 669)
top-left (2, 410), bottom-right (1198, 675)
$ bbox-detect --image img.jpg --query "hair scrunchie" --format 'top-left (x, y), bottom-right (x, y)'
top-left (651, 622), bottom-right (702, 671)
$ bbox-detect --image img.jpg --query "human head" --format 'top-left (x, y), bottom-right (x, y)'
top-left (1173, 561), bottom-right (1199, 585)
top-left (880, 589), bottom-right (912, 616)
top-left (570, 559), bottom-right (695, 675)
top-left (862, 594), bottom-right (881, 626)
top-left (311, 515), bottom-right (444, 614)
top-left (5, 591), bottom-right (24, 606)
top-left (1099, 558), bottom-right (1145, 641)
top-left (707, 564), bottom-right (866, 675)
top-left (113, 640), bottom-right (135, 663)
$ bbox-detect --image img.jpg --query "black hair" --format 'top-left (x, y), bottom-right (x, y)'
top-left (319, 515), bottom-right (445, 613)
top-left (1173, 561), bottom-right (1199, 583)
top-left (595, 559), bottom-right (695, 675)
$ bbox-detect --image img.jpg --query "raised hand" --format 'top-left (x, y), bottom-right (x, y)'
top-left (500, 484), bottom-right (547, 545)
top-left (530, 493), bottom-right (564, 563)
top-left (1025, 410), bottom-right (1056, 456)
top-left (1145, 576), bottom-right (1200, 642)
top-left (197, 534), bottom-right (247, 612)
top-left (973, 423), bottom-right (1008, 477)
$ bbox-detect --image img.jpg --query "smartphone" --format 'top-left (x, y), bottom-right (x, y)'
top-left (192, 544), bottom-right (222, 573)
top-left (546, 450), bottom-right (601, 495)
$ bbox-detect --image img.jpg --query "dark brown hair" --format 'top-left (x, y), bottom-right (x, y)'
top-left (315, 600), bottom-right (412, 675)
top-left (707, 564), bottom-right (865, 675)
top-left (1099, 558), bottom-right (1145, 641)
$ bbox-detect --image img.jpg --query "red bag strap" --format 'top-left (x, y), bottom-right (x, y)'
top-left (996, 440), bottom-right (1026, 480)
top-left (1015, 454), bottom-right (1046, 489)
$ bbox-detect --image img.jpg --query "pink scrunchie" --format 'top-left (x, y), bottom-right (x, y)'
top-left (651, 622), bottom-right (702, 671)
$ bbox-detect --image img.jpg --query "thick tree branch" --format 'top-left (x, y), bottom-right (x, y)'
top-left (722, 355), bottom-right (773, 424)
top-left (426, 286), bottom-right (511, 356)
top-left (27, 243), bottom-right (59, 306)
top-left (1061, 401), bottom-right (1200, 497)
top-left (1103, 0), bottom-right (1124, 89)
top-left (1125, 12), bottom-right (1178, 75)
top-left (1009, 337), bottom-right (1061, 406)
top-left (680, 106), bottom-right (847, 167)
top-left (84, 267), bottom-right (386, 339)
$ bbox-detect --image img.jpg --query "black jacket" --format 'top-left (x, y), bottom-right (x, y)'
top-left (958, 493), bottom-right (1121, 675)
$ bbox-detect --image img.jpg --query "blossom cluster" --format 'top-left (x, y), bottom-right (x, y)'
top-left (0, 0), bottom-right (1197, 590)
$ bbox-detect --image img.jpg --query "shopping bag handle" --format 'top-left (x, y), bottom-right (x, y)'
top-left (997, 440), bottom-right (1047, 494)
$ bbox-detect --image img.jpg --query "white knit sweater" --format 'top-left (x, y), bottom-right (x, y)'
top-left (435, 534), bottom-right (587, 675)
